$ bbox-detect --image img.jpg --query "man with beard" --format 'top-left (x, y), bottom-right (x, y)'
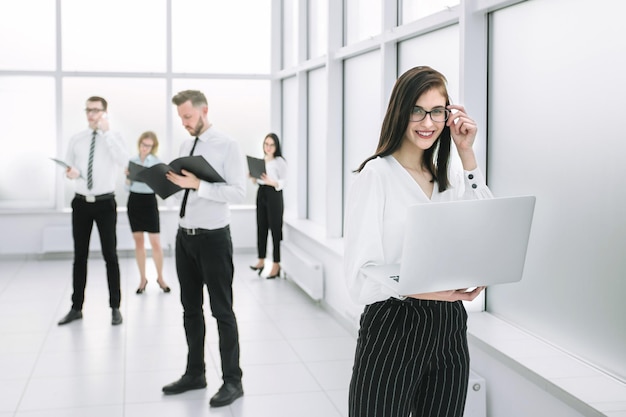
top-left (162, 90), bottom-right (246, 407)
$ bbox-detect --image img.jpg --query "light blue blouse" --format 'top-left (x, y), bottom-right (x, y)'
top-left (129, 154), bottom-right (161, 194)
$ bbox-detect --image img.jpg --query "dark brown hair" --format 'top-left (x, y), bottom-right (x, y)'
top-left (264, 133), bottom-right (284, 159)
top-left (355, 66), bottom-right (452, 191)
top-left (86, 96), bottom-right (107, 111)
top-left (171, 90), bottom-right (208, 107)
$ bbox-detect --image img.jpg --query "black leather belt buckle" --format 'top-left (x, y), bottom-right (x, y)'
top-left (181, 227), bottom-right (198, 235)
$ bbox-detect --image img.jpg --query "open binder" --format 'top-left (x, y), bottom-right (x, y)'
top-left (130, 155), bottom-right (225, 199)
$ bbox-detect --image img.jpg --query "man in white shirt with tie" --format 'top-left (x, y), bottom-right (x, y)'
top-left (162, 90), bottom-right (246, 408)
top-left (57, 96), bottom-right (129, 326)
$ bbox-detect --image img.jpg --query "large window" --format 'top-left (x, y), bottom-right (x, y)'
top-left (342, 51), bottom-right (382, 208)
top-left (487, 0), bottom-right (626, 383)
top-left (62, 0), bottom-right (167, 73)
top-left (0, 0), bottom-right (56, 71)
top-left (400, 0), bottom-right (460, 24)
top-left (172, 0), bottom-right (271, 74)
top-left (345, 0), bottom-right (382, 44)
top-left (307, 68), bottom-right (327, 225)
top-left (0, 0), bottom-right (271, 210)
top-left (0, 77), bottom-right (57, 209)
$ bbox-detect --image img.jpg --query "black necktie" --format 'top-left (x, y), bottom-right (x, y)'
top-left (87, 130), bottom-right (97, 190)
top-left (179, 137), bottom-right (199, 218)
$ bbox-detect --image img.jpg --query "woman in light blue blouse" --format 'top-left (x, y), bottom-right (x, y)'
top-left (249, 133), bottom-right (288, 279)
top-left (127, 131), bottom-right (170, 294)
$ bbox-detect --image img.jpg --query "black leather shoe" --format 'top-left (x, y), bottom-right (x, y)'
top-left (209, 382), bottom-right (243, 407)
top-left (111, 308), bottom-right (123, 325)
top-left (58, 309), bottom-right (82, 325)
top-left (162, 374), bottom-right (207, 395)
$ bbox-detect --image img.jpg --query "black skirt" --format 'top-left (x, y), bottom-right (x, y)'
top-left (127, 192), bottom-right (160, 233)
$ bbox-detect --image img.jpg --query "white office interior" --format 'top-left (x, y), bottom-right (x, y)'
top-left (1, 0), bottom-right (625, 416)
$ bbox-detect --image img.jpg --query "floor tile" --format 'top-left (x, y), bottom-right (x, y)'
top-left (0, 254), bottom-right (351, 416)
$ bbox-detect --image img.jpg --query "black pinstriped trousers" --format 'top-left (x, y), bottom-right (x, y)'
top-left (349, 298), bottom-right (470, 417)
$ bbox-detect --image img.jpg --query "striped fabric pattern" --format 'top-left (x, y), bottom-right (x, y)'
top-left (87, 130), bottom-right (96, 190)
top-left (349, 298), bottom-right (470, 417)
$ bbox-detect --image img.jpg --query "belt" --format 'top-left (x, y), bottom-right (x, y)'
top-left (75, 193), bottom-right (115, 203)
top-left (179, 225), bottom-right (229, 236)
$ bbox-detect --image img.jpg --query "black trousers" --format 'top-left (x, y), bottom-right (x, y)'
top-left (256, 185), bottom-right (284, 262)
top-left (349, 298), bottom-right (470, 417)
top-left (71, 196), bottom-right (121, 310)
top-left (175, 226), bottom-right (242, 384)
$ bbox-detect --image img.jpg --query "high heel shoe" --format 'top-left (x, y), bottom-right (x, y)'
top-left (267, 267), bottom-right (281, 279)
top-left (249, 265), bottom-right (264, 276)
top-left (157, 281), bottom-right (171, 293)
top-left (136, 281), bottom-right (148, 294)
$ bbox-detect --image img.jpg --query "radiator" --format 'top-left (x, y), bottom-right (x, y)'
top-left (465, 370), bottom-right (487, 417)
top-left (42, 225), bottom-right (136, 253)
top-left (280, 241), bottom-right (324, 301)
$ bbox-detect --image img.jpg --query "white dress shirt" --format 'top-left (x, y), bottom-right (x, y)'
top-left (343, 155), bottom-right (494, 305)
top-left (177, 126), bottom-right (246, 230)
top-left (256, 156), bottom-right (287, 190)
top-left (65, 129), bottom-right (129, 196)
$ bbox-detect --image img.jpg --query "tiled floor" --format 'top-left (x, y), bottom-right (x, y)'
top-left (0, 253), bottom-right (355, 417)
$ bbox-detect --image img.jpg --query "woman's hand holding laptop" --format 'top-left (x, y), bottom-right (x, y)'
top-left (406, 286), bottom-right (485, 302)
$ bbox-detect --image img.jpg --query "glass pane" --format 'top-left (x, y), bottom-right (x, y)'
top-left (0, 77), bottom-right (56, 209)
top-left (343, 51), bottom-right (381, 209)
top-left (401, 0), bottom-right (460, 23)
top-left (346, 0), bottom-right (381, 45)
top-left (398, 25), bottom-right (460, 103)
top-left (172, 0), bottom-right (271, 74)
top-left (308, 0), bottom-right (328, 59)
top-left (281, 76), bottom-right (298, 216)
top-left (171, 79), bottom-right (271, 204)
top-left (0, 0), bottom-right (56, 71)
top-left (307, 68), bottom-right (327, 225)
top-left (62, 0), bottom-right (166, 72)
top-left (488, 0), bottom-right (626, 382)
top-left (62, 77), bottom-right (167, 209)
top-left (282, 0), bottom-right (299, 69)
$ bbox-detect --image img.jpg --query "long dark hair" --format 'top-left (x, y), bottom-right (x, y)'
top-left (264, 133), bottom-right (284, 159)
top-left (355, 66), bottom-right (452, 191)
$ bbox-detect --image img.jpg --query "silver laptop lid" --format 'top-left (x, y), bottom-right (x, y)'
top-left (394, 196), bottom-right (536, 294)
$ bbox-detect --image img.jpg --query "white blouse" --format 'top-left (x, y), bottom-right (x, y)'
top-left (343, 155), bottom-right (494, 305)
top-left (257, 156), bottom-right (287, 191)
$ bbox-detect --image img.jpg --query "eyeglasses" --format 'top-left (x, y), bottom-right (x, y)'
top-left (85, 108), bottom-right (104, 114)
top-left (140, 142), bottom-right (153, 148)
top-left (410, 107), bottom-right (450, 123)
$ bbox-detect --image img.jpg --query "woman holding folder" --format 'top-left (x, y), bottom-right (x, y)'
top-left (127, 131), bottom-right (170, 294)
top-left (249, 133), bottom-right (287, 279)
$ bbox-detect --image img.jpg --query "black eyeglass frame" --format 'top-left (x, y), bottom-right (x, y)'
top-left (410, 107), bottom-right (451, 123)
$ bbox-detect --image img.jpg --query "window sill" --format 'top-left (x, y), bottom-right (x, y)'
top-left (467, 312), bottom-right (626, 416)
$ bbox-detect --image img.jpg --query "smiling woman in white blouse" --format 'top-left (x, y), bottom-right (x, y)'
top-left (249, 133), bottom-right (288, 279)
top-left (344, 66), bottom-right (493, 417)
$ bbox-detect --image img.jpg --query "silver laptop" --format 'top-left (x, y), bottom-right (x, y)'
top-left (361, 196), bottom-right (536, 295)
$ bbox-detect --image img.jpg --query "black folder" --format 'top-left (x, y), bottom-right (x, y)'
top-left (247, 156), bottom-right (266, 179)
top-left (50, 157), bottom-right (84, 179)
top-left (134, 155), bottom-right (225, 199)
